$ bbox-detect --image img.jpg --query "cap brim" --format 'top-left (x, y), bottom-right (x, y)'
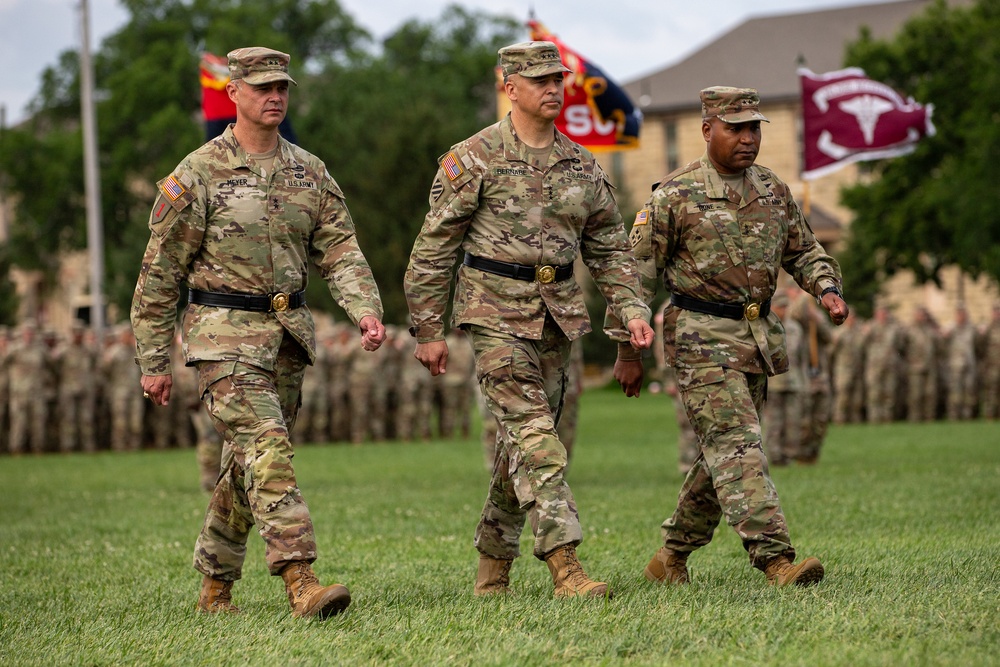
top-left (242, 71), bottom-right (298, 86)
top-left (518, 63), bottom-right (572, 78)
top-left (719, 110), bottom-right (769, 123)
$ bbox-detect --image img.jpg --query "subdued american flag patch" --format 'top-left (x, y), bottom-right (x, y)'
top-left (161, 175), bottom-right (186, 201)
top-left (441, 152), bottom-right (464, 181)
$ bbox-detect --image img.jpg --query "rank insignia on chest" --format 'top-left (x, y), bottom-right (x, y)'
top-left (633, 209), bottom-right (649, 226)
top-left (161, 175), bottom-right (187, 201)
top-left (442, 152), bottom-right (464, 181)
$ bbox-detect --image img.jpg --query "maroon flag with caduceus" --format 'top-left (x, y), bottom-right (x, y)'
top-left (799, 67), bottom-right (935, 180)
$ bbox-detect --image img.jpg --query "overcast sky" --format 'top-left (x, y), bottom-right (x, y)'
top-left (1, 0), bottom-right (896, 126)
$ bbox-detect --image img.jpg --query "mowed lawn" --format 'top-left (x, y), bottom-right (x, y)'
top-left (1, 388), bottom-right (997, 666)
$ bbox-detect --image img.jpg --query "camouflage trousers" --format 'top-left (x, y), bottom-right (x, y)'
top-left (799, 387), bottom-right (831, 462)
top-left (664, 367), bottom-right (794, 571)
top-left (469, 321), bottom-right (582, 561)
top-left (59, 390), bottom-right (96, 453)
top-left (763, 390), bottom-right (803, 466)
top-left (192, 335), bottom-right (317, 580)
top-left (192, 406), bottom-right (223, 493)
top-left (673, 394), bottom-right (699, 475)
top-left (906, 369), bottom-right (938, 422)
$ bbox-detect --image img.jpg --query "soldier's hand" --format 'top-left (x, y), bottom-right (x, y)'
top-left (614, 358), bottom-right (645, 398)
top-left (141, 373), bottom-right (173, 406)
top-left (627, 318), bottom-right (655, 350)
top-left (415, 340), bottom-right (449, 376)
top-left (359, 316), bottom-right (386, 351)
top-left (821, 292), bottom-right (849, 326)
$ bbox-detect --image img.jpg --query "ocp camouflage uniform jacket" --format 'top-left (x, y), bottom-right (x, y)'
top-left (404, 114), bottom-right (650, 344)
top-left (131, 125), bottom-right (383, 376)
top-left (622, 154), bottom-right (841, 378)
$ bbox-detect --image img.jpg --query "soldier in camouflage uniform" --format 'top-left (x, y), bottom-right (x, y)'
top-left (8, 323), bottom-right (50, 455)
top-left (131, 48), bottom-right (385, 619)
top-left (395, 325), bottom-right (433, 442)
top-left (614, 87), bottom-right (848, 588)
top-left (347, 335), bottom-right (378, 443)
top-left (762, 291), bottom-right (805, 466)
top-left (903, 307), bottom-right (941, 422)
top-left (55, 324), bottom-right (98, 453)
top-left (980, 303), bottom-right (1000, 419)
top-left (789, 289), bottom-right (834, 464)
top-left (405, 41), bottom-right (653, 600)
top-left (438, 329), bottom-right (475, 439)
top-left (863, 306), bottom-right (905, 423)
top-left (830, 310), bottom-right (865, 424)
top-left (294, 327), bottom-right (330, 444)
top-left (103, 326), bottom-right (145, 451)
top-left (0, 329), bottom-right (9, 453)
top-left (944, 305), bottom-right (977, 420)
top-left (326, 324), bottom-right (354, 442)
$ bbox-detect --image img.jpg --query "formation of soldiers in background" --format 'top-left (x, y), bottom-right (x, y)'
top-left (654, 293), bottom-right (1000, 473)
top-left (2, 296), bottom-right (998, 473)
top-left (0, 321), bottom-right (481, 488)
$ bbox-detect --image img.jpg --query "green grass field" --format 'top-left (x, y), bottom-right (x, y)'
top-left (1, 389), bottom-right (998, 666)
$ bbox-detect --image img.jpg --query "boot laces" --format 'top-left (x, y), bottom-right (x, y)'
top-left (497, 560), bottom-right (512, 588)
top-left (563, 550), bottom-right (589, 587)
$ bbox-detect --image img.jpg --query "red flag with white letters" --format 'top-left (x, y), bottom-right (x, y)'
top-left (799, 67), bottom-right (935, 180)
top-left (527, 20), bottom-right (640, 151)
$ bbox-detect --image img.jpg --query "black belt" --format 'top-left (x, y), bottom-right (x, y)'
top-left (188, 288), bottom-right (306, 313)
top-left (463, 253), bottom-right (573, 284)
top-left (671, 293), bottom-right (771, 321)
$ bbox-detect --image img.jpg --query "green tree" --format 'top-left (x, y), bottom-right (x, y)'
top-left (298, 6), bottom-right (519, 322)
top-left (0, 0), bottom-right (369, 312)
top-left (838, 0), bottom-right (1000, 312)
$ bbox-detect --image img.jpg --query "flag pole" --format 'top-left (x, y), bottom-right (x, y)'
top-left (79, 0), bottom-right (106, 335)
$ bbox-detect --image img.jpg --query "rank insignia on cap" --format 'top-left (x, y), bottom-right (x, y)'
top-left (442, 152), bottom-right (464, 181)
top-left (633, 209), bottom-right (649, 226)
top-left (161, 175), bottom-right (187, 201)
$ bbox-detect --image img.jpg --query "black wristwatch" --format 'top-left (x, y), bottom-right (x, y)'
top-left (819, 286), bottom-right (842, 300)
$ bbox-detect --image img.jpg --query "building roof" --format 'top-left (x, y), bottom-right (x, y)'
top-left (624, 0), bottom-right (967, 114)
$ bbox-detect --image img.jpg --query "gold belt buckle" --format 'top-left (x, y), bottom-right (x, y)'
top-left (535, 265), bottom-right (556, 284)
top-left (743, 302), bottom-right (761, 321)
top-left (270, 292), bottom-right (290, 312)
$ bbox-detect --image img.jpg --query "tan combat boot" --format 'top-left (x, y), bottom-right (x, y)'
top-left (196, 575), bottom-right (240, 614)
top-left (643, 547), bottom-right (690, 585)
top-left (474, 555), bottom-right (514, 596)
top-left (764, 555), bottom-right (825, 587)
top-left (544, 545), bottom-right (612, 599)
top-left (279, 561), bottom-right (352, 619)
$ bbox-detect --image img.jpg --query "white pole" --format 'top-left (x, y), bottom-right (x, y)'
top-left (79, 0), bottom-right (106, 334)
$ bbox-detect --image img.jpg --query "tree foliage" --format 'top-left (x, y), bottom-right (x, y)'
top-left (0, 0), bottom-right (519, 324)
top-left (0, 0), bottom-right (371, 312)
top-left (838, 0), bottom-right (1000, 310)
top-left (297, 7), bottom-right (519, 320)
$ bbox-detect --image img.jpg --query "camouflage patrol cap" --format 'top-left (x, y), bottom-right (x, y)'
top-left (227, 47), bottom-right (297, 86)
top-left (498, 41), bottom-right (571, 78)
top-left (701, 86), bottom-right (769, 123)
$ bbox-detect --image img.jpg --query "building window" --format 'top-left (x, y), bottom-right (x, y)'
top-left (665, 120), bottom-right (678, 172)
